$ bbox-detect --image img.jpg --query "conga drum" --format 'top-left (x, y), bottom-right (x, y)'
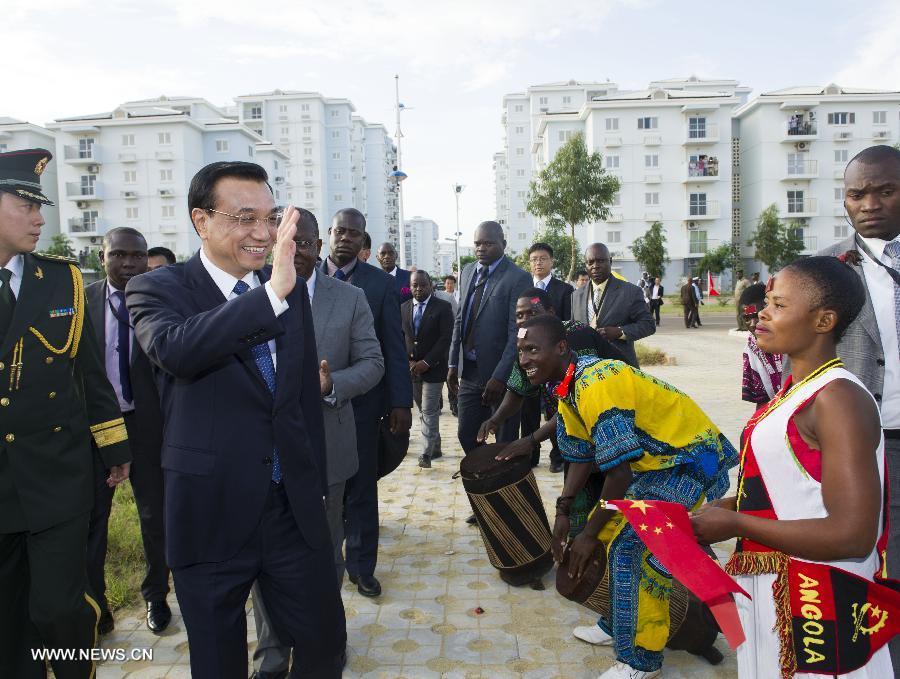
top-left (458, 443), bottom-right (554, 586)
top-left (556, 548), bottom-right (724, 664)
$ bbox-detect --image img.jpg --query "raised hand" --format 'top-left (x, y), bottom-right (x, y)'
top-left (269, 205), bottom-right (300, 301)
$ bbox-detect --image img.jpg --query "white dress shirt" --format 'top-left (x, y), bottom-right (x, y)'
top-left (199, 249), bottom-right (288, 369)
top-left (860, 234), bottom-right (900, 428)
top-left (0, 254), bottom-right (24, 298)
top-left (305, 267), bottom-right (317, 303)
top-left (104, 281), bottom-right (135, 412)
top-left (533, 274), bottom-right (552, 290)
top-left (651, 285), bottom-right (662, 300)
top-left (387, 266), bottom-right (398, 277)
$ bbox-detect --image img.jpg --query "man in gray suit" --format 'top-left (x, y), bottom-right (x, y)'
top-left (571, 243), bottom-right (656, 366)
top-left (251, 209), bottom-right (383, 679)
top-left (447, 221), bottom-right (531, 455)
top-left (818, 144), bottom-right (900, 669)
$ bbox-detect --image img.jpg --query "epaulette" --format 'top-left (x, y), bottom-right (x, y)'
top-left (32, 251), bottom-right (78, 265)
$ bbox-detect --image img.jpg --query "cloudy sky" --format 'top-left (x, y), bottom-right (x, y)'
top-left (4, 0), bottom-right (899, 244)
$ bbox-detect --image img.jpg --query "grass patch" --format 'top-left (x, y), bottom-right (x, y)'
top-left (635, 342), bottom-right (669, 366)
top-left (104, 481), bottom-right (145, 611)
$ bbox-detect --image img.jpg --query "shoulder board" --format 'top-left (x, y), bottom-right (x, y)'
top-left (32, 252), bottom-right (79, 265)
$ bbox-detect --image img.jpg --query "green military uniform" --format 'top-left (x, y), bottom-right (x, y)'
top-left (0, 149), bottom-right (130, 679)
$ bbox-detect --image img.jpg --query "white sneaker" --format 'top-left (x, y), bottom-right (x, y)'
top-left (598, 661), bottom-right (661, 679)
top-left (573, 624), bottom-right (614, 645)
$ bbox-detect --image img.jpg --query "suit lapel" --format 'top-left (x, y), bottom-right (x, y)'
top-left (0, 254), bottom-right (58, 359)
top-left (597, 277), bottom-right (620, 326)
top-left (311, 274), bottom-right (333, 348)
top-left (475, 257), bottom-right (506, 321)
top-left (86, 279), bottom-right (106, 354)
top-left (856, 263), bottom-right (883, 348)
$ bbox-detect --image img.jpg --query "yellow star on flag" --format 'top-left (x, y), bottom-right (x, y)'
top-left (654, 527), bottom-right (663, 535)
top-left (639, 523), bottom-right (648, 532)
top-left (629, 500), bottom-right (651, 515)
top-left (666, 522), bottom-right (674, 529)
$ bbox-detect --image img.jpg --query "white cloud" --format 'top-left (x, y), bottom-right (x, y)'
top-left (833, 1), bottom-right (900, 89)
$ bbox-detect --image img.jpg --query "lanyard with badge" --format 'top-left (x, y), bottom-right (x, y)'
top-left (854, 234), bottom-right (900, 286)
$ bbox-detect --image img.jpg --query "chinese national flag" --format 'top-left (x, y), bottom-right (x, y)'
top-left (607, 499), bottom-right (749, 649)
top-left (707, 270), bottom-right (720, 296)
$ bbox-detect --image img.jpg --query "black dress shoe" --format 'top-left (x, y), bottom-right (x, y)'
top-left (431, 450), bottom-right (442, 459)
top-left (465, 514), bottom-right (478, 525)
top-left (549, 460), bottom-right (564, 473)
top-left (146, 600), bottom-right (172, 633)
top-left (418, 455), bottom-right (431, 468)
top-left (97, 609), bottom-right (114, 636)
top-left (355, 575), bottom-right (382, 597)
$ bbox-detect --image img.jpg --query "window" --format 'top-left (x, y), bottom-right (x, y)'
top-left (688, 116), bottom-right (707, 139)
top-left (301, 103), bottom-right (310, 112)
top-left (81, 211), bottom-right (98, 229)
top-left (215, 139), bottom-right (229, 153)
top-left (121, 134), bottom-right (135, 147)
top-left (78, 138), bottom-right (95, 158)
top-left (558, 130), bottom-right (575, 142)
top-left (303, 147), bottom-right (312, 156)
top-left (333, 172), bottom-right (342, 181)
top-left (644, 154), bottom-right (659, 168)
top-left (607, 230), bottom-right (621, 243)
top-left (834, 187), bottom-right (845, 201)
top-left (279, 104), bottom-right (288, 113)
top-left (331, 130), bottom-right (340, 139)
top-left (123, 170), bottom-right (137, 184)
top-left (515, 126), bottom-right (524, 134)
top-left (125, 207), bottom-right (139, 220)
top-left (159, 169), bottom-right (172, 182)
top-left (689, 230), bottom-right (708, 254)
top-left (645, 192), bottom-right (659, 205)
top-left (787, 152), bottom-right (805, 174)
top-left (248, 146), bottom-right (254, 157)
top-left (834, 149), bottom-right (849, 164)
top-left (303, 125), bottom-right (311, 134)
top-left (562, 95), bottom-right (572, 105)
top-left (605, 155), bottom-right (620, 169)
top-left (787, 190), bottom-right (805, 213)
top-left (689, 193), bottom-right (708, 216)
top-left (517, 211), bottom-right (527, 219)
top-left (517, 190), bottom-right (526, 198)
top-left (161, 205), bottom-right (175, 219)
top-left (330, 110), bottom-right (340, 118)
top-left (515, 169), bottom-right (525, 177)
top-left (873, 111), bottom-right (887, 125)
top-left (516, 147), bottom-right (525, 156)
top-left (834, 223), bottom-right (849, 239)
top-left (305, 191), bottom-right (315, 200)
top-left (333, 193), bottom-right (343, 201)
top-left (827, 112), bottom-right (855, 125)
top-left (304, 169), bottom-right (313, 178)
top-left (80, 174), bottom-right (96, 195)
top-left (605, 118), bottom-right (619, 131)
top-left (638, 117), bottom-right (658, 129)
top-left (539, 96), bottom-right (548, 105)
top-left (611, 191), bottom-right (621, 206)
top-left (331, 152), bottom-right (341, 160)
top-left (514, 104), bottom-right (524, 113)
top-left (281, 127), bottom-right (289, 136)
top-left (158, 132), bottom-right (171, 145)
top-left (249, 105), bottom-right (262, 119)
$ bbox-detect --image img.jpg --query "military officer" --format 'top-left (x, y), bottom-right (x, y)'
top-left (0, 148), bottom-right (131, 679)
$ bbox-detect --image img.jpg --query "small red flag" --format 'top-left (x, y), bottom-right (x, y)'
top-left (607, 499), bottom-right (749, 649)
top-left (707, 271), bottom-right (720, 296)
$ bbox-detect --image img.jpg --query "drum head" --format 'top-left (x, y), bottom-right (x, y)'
top-left (555, 549), bottom-right (606, 604)
top-left (459, 442), bottom-right (530, 483)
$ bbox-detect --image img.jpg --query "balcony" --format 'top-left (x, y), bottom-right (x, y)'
top-left (63, 145), bottom-right (102, 164)
top-left (604, 136), bottom-right (622, 147)
top-left (782, 119), bottom-right (817, 142)
top-left (643, 135), bottom-right (661, 146)
top-left (644, 211), bottom-right (663, 222)
top-left (685, 199), bottom-right (720, 220)
top-left (65, 182), bottom-right (105, 200)
top-left (873, 129), bottom-right (893, 141)
top-left (67, 217), bottom-right (109, 235)
top-left (688, 237), bottom-right (721, 255)
top-left (606, 213), bottom-right (623, 223)
top-left (121, 190), bottom-right (138, 199)
top-left (833, 130), bottom-right (853, 142)
top-left (785, 198), bottom-right (818, 217)
top-left (159, 223), bottom-right (179, 234)
top-left (783, 159), bottom-right (818, 180)
top-left (118, 152), bottom-right (137, 162)
top-left (801, 235), bottom-right (818, 252)
top-left (684, 123), bottom-right (719, 144)
top-left (644, 173), bottom-right (662, 183)
top-left (155, 151), bottom-right (175, 161)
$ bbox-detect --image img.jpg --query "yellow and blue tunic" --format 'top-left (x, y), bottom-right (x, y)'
top-left (555, 355), bottom-right (737, 672)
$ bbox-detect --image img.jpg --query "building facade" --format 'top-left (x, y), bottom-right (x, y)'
top-left (403, 216), bottom-right (440, 272)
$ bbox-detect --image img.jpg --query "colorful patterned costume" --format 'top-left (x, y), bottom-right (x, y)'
top-left (555, 355), bottom-right (738, 672)
top-left (741, 332), bottom-right (784, 406)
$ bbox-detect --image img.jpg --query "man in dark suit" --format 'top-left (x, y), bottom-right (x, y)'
top-left (0, 148), bottom-right (131, 679)
top-left (401, 270), bottom-right (453, 468)
top-left (680, 277), bottom-right (698, 328)
top-left (252, 209), bottom-right (384, 679)
top-left (819, 144), bottom-right (900, 669)
top-left (126, 162), bottom-right (345, 678)
top-left (85, 227), bottom-right (170, 637)
top-left (376, 241), bottom-right (412, 303)
top-left (570, 243), bottom-right (655, 367)
top-left (447, 221), bottom-right (532, 457)
top-left (320, 208), bottom-right (413, 598)
top-left (648, 276), bottom-right (664, 326)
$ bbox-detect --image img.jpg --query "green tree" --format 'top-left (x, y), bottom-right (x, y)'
top-left (695, 242), bottom-right (736, 276)
top-left (453, 254), bottom-right (476, 273)
top-left (629, 221), bottom-right (670, 278)
top-left (513, 222), bottom-right (579, 280)
top-left (747, 204), bottom-right (805, 273)
top-left (42, 233), bottom-right (76, 259)
top-left (526, 133), bottom-right (620, 280)
top-left (84, 249), bottom-right (101, 271)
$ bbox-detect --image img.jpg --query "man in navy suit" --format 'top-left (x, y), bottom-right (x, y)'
top-left (376, 241), bottom-right (412, 303)
top-left (320, 209), bottom-right (413, 598)
top-left (126, 162), bottom-right (345, 678)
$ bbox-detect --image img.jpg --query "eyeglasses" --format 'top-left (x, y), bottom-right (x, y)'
top-left (293, 239), bottom-right (318, 250)
top-left (529, 256), bottom-right (551, 264)
top-left (207, 209), bottom-right (282, 229)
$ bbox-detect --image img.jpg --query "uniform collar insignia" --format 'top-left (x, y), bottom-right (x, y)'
top-left (34, 266), bottom-right (43, 279)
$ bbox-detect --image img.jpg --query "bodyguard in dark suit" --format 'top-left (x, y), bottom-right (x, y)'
top-left (0, 149), bottom-right (131, 679)
top-left (85, 228), bottom-right (170, 636)
top-left (819, 145), bottom-right (900, 669)
top-left (570, 243), bottom-right (655, 367)
top-left (447, 221), bottom-right (532, 455)
top-left (126, 162), bottom-right (345, 678)
top-left (376, 241), bottom-right (412, 303)
top-left (320, 208), bottom-right (413, 598)
top-left (401, 271), bottom-right (454, 468)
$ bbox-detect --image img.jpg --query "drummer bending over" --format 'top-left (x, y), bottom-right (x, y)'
top-left (513, 315), bottom-right (737, 679)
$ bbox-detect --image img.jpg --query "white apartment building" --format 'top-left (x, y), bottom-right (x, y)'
top-left (234, 90), bottom-right (398, 254)
top-left (0, 117), bottom-right (60, 250)
top-left (529, 80), bottom-right (745, 285)
top-left (435, 241), bottom-right (474, 277)
top-left (46, 97), bottom-right (265, 258)
top-left (403, 216), bottom-right (440, 272)
top-left (736, 84), bottom-right (900, 272)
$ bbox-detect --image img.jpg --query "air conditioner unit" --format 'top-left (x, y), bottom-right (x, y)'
top-left (874, 130), bottom-right (890, 139)
top-left (794, 142), bottom-right (809, 151)
top-left (123, 191), bottom-right (137, 198)
top-left (76, 200), bottom-right (89, 209)
top-left (687, 221), bottom-right (700, 230)
top-left (89, 237), bottom-right (98, 244)
top-left (87, 164), bottom-right (100, 173)
top-left (158, 189), bottom-right (173, 196)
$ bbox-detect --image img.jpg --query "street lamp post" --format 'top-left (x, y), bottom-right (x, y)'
top-left (393, 74), bottom-right (408, 269)
top-left (453, 183), bottom-right (464, 275)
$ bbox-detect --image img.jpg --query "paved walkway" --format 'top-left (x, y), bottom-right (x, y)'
top-left (93, 313), bottom-right (753, 678)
